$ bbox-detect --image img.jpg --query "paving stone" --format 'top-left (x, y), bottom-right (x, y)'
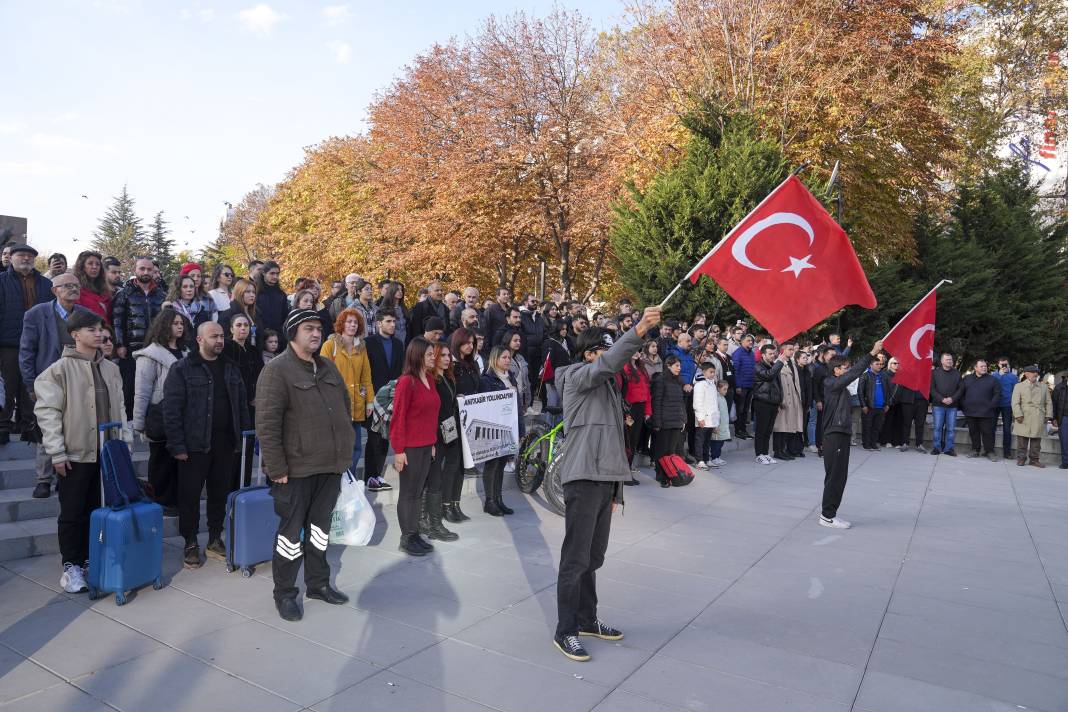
top-left (0, 646), bottom-right (65, 703)
top-left (311, 670), bottom-right (496, 711)
top-left (855, 669), bottom-right (1048, 712)
top-left (0, 682), bottom-right (113, 712)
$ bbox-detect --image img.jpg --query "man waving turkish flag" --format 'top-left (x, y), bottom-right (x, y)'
top-left (882, 288), bottom-right (937, 395)
top-left (686, 175), bottom-right (876, 342)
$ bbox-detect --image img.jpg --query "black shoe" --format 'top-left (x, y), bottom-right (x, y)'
top-left (32, 482), bottom-right (50, 498)
top-left (483, 498), bottom-right (503, 516)
top-left (0, 432), bottom-right (9, 445)
top-left (412, 533), bottom-right (434, 552)
top-left (578, 620), bottom-right (624, 640)
top-left (162, 506), bottom-right (180, 518)
top-left (660, 480), bottom-right (670, 488)
top-left (553, 634), bottom-right (590, 662)
top-left (1059, 463), bottom-right (1068, 469)
top-left (496, 497), bottom-right (514, 515)
top-left (794, 451), bottom-right (806, 458)
top-left (276, 597), bottom-right (302, 622)
top-left (774, 452), bottom-right (794, 461)
top-left (683, 454), bottom-right (697, 465)
top-left (306, 586), bottom-right (349, 605)
top-left (451, 501), bottom-right (471, 521)
top-left (399, 534), bottom-right (427, 556)
top-left (968, 451), bottom-right (982, 458)
top-left (205, 538), bottom-right (226, 561)
top-left (623, 478), bottom-right (639, 486)
top-left (442, 502), bottom-right (463, 523)
top-left (945, 449), bottom-right (957, 457)
top-left (183, 541), bottom-right (201, 569)
top-left (366, 478), bottom-right (384, 492)
top-left (931, 448), bottom-right (941, 456)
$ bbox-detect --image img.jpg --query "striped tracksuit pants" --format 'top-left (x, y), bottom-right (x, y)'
top-left (270, 473), bottom-right (341, 602)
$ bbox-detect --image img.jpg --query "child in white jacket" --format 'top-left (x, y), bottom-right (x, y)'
top-left (693, 363), bottom-right (720, 469)
top-left (709, 381), bottom-right (731, 466)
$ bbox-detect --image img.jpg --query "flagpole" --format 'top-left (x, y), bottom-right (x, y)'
top-left (658, 171), bottom-right (804, 309)
top-left (880, 279), bottom-right (953, 341)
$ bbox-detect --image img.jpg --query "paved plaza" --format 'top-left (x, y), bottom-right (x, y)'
top-left (0, 442), bottom-right (1066, 712)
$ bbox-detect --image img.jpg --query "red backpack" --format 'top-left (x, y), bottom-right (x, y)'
top-left (658, 454), bottom-right (695, 487)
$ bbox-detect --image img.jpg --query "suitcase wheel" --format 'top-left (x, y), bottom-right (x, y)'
top-left (153, 578), bottom-right (163, 591)
top-left (241, 567), bottom-right (254, 578)
top-left (115, 592), bottom-right (127, 606)
top-left (87, 588), bottom-right (98, 601)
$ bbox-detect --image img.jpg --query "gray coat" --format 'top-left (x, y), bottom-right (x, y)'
top-left (556, 327), bottom-right (644, 486)
top-left (19, 301), bottom-right (92, 395)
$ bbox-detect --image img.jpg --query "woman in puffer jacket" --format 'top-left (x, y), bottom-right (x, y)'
top-left (650, 354), bottom-right (686, 487)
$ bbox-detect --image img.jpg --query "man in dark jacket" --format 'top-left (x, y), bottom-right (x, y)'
top-left (111, 257), bottom-right (166, 418)
top-left (752, 343), bottom-right (785, 464)
top-left (519, 293), bottom-right (545, 391)
top-left (19, 273), bottom-right (92, 498)
top-left (163, 322), bottom-right (251, 569)
top-left (731, 335), bottom-right (756, 439)
top-left (254, 261), bottom-right (288, 343)
top-left (0, 244), bottom-right (53, 445)
top-left (408, 281), bottom-right (447, 345)
top-left (256, 309), bottom-right (355, 622)
top-left (858, 357), bottom-right (889, 451)
top-left (552, 307), bottom-right (660, 663)
top-left (960, 359), bottom-right (1001, 460)
top-left (1053, 373), bottom-right (1068, 470)
top-left (363, 310), bottom-right (403, 492)
top-left (810, 346), bottom-right (832, 455)
top-left (820, 339), bottom-right (883, 529)
top-left (930, 352), bottom-right (964, 456)
top-left (482, 288), bottom-right (512, 357)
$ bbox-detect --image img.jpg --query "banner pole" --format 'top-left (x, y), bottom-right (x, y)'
top-left (658, 282), bottom-right (684, 309)
top-left (880, 279), bottom-right (953, 341)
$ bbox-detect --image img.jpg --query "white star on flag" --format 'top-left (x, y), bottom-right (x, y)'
top-left (781, 255), bottom-right (815, 278)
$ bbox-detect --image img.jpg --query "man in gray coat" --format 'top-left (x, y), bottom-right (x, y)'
top-left (552, 305), bottom-right (660, 662)
top-left (19, 272), bottom-right (91, 499)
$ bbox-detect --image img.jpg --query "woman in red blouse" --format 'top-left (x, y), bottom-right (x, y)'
top-left (390, 336), bottom-right (441, 556)
top-left (72, 250), bottom-right (112, 321)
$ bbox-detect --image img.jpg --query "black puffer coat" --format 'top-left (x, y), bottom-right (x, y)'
top-left (112, 279), bottom-right (166, 350)
top-left (651, 371), bottom-right (686, 429)
top-left (753, 359), bottom-right (785, 405)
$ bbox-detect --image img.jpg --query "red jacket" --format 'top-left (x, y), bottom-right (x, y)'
top-left (623, 363), bottom-right (652, 417)
top-left (76, 289), bottom-right (112, 323)
top-left (390, 373), bottom-right (440, 455)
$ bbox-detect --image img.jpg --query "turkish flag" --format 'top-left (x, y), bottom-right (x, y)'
top-left (883, 289), bottom-right (937, 395)
top-left (687, 175), bottom-right (876, 342)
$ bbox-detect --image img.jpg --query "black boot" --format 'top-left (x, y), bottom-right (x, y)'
top-left (483, 468), bottom-right (502, 515)
top-left (425, 492), bottom-right (459, 541)
top-left (442, 501), bottom-right (463, 523)
top-left (275, 597), bottom-right (302, 621)
top-left (418, 492), bottom-right (432, 536)
top-left (451, 501), bottom-right (471, 521)
top-left (494, 467), bottom-right (514, 515)
top-left (399, 534), bottom-right (427, 557)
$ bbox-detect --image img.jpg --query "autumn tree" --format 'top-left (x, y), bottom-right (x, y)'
top-left (210, 184), bottom-right (275, 266)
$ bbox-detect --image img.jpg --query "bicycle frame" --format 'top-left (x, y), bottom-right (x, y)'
top-left (523, 421), bottom-right (565, 463)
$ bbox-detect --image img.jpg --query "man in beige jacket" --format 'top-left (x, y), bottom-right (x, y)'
top-left (1012, 365), bottom-right (1052, 468)
top-left (34, 310), bottom-right (126, 593)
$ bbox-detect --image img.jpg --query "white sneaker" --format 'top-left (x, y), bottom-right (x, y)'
top-left (756, 455), bottom-right (773, 465)
top-left (767, 456), bottom-right (779, 464)
top-left (819, 516), bottom-right (852, 529)
top-left (713, 458), bottom-right (726, 467)
top-left (60, 563), bottom-right (88, 593)
top-left (504, 461), bottom-right (515, 474)
top-left (696, 461), bottom-right (708, 470)
top-left (807, 445), bottom-right (818, 453)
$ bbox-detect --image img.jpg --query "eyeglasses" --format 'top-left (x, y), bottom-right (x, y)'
top-left (56, 283), bottom-right (79, 290)
top-left (101, 337), bottom-right (112, 344)
top-left (222, 272), bottom-right (234, 278)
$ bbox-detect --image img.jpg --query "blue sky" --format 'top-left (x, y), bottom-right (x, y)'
top-left (0, 0), bottom-right (624, 261)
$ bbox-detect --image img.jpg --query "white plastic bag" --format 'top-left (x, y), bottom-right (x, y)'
top-left (329, 472), bottom-right (375, 546)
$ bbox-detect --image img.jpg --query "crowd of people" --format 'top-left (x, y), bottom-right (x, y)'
top-left (0, 241), bottom-right (1065, 636)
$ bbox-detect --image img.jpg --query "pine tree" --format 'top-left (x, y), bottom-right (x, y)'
top-left (91, 185), bottom-right (147, 268)
top-left (609, 109), bottom-right (790, 321)
top-left (147, 211), bottom-right (176, 282)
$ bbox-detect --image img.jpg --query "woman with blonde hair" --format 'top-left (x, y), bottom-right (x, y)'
top-left (321, 307), bottom-right (373, 478)
top-left (219, 278), bottom-right (260, 344)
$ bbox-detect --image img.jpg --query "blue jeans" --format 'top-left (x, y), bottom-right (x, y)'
top-left (709, 440), bottom-right (724, 460)
top-left (349, 421), bottom-right (365, 473)
top-left (932, 406), bottom-right (957, 451)
top-left (806, 404), bottom-right (818, 445)
top-left (994, 406), bottom-right (1014, 456)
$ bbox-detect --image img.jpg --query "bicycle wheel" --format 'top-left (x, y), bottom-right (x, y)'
top-left (543, 437), bottom-right (567, 516)
top-left (516, 423), bottom-right (549, 493)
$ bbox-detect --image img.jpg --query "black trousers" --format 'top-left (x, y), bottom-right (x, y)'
top-left (906, 400), bottom-right (927, 446)
top-left (822, 432), bottom-right (851, 519)
top-left (482, 456), bottom-right (506, 503)
top-left (433, 439), bottom-right (464, 502)
top-left (0, 346), bottom-right (31, 435)
top-left (814, 407), bottom-right (825, 448)
top-left (967, 416), bottom-right (995, 454)
top-left (735, 387), bottom-right (753, 435)
top-left (881, 404), bottom-right (907, 446)
top-left (118, 355), bottom-right (136, 421)
top-left (148, 440), bottom-right (179, 507)
top-left (57, 461), bottom-right (101, 566)
top-left (177, 436), bottom-right (236, 541)
top-left (363, 423), bottom-right (387, 482)
top-left (270, 473), bottom-right (340, 601)
top-left (861, 408), bottom-right (887, 448)
top-left (683, 391), bottom-right (696, 456)
top-left (752, 401), bottom-right (778, 456)
top-left (398, 445), bottom-right (433, 536)
top-left (652, 427), bottom-right (683, 482)
top-left (556, 479), bottom-right (614, 637)
top-left (626, 403), bottom-right (647, 466)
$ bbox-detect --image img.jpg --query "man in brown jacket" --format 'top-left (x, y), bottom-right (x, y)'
top-left (256, 309), bottom-right (356, 622)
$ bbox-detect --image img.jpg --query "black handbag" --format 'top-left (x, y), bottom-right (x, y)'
top-left (145, 401), bottom-right (166, 441)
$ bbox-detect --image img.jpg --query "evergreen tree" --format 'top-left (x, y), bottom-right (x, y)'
top-left (609, 109), bottom-right (790, 320)
top-left (147, 211), bottom-right (176, 282)
top-left (91, 185), bottom-right (146, 267)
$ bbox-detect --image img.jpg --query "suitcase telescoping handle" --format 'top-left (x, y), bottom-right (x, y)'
top-left (98, 421), bottom-right (124, 505)
top-left (240, 430), bottom-right (264, 488)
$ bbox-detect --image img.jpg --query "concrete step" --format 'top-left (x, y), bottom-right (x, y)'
top-left (0, 451), bottom-right (149, 491)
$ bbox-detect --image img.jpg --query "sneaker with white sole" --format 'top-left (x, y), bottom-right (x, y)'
top-left (553, 634), bottom-right (591, 661)
top-left (696, 461), bottom-right (708, 470)
top-left (767, 456), bottom-right (779, 464)
top-left (376, 477), bottom-right (393, 491)
top-left (755, 455), bottom-right (769, 465)
top-left (578, 620), bottom-right (624, 640)
top-left (60, 563), bottom-right (88, 593)
top-left (807, 445), bottom-right (819, 453)
top-left (714, 458), bottom-right (727, 467)
top-left (819, 516), bottom-right (852, 529)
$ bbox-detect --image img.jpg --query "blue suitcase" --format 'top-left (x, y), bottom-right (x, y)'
top-left (88, 423), bottom-right (164, 605)
top-left (223, 431), bottom-right (280, 577)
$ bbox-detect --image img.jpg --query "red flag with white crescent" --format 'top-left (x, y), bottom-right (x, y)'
top-left (883, 289), bottom-right (937, 395)
top-left (686, 175), bottom-right (876, 342)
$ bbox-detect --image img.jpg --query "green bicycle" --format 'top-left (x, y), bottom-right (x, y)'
top-left (515, 412), bottom-right (567, 515)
